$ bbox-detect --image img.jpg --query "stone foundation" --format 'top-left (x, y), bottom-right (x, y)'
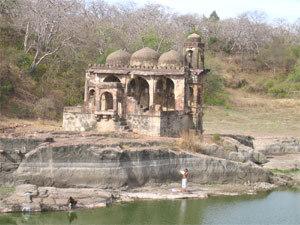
top-left (63, 107), bottom-right (97, 132)
top-left (96, 119), bottom-right (118, 133)
top-left (63, 106), bottom-right (193, 137)
top-left (126, 111), bottom-right (192, 137)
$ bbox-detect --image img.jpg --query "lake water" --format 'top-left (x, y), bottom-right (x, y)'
top-left (0, 190), bottom-right (299, 225)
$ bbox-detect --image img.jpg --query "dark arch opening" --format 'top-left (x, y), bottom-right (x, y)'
top-left (127, 76), bottom-right (149, 110)
top-left (89, 89), bottom-right (95, 98)
top-left (103, 75), bottom-right (121, 82)
top-left (88, 89), bottom-right (96, 109)
top-left (100, 92), bottom-right (113, 110)
top-left (154, 77), bottom-right (175, 110)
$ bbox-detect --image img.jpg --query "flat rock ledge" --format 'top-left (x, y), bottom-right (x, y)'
top-left (0, 184), bottom-right (112, 213)
top-left (0, 182), bottom-right (278, 213)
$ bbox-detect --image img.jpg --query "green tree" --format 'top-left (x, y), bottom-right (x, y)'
top-left (209, 11), bottom-right (220, 21)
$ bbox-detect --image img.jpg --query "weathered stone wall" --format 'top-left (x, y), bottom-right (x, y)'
top-left (16, 143), bottom-right (271, 188)
top-left (63, 107), bottom-right (97, 132)
top-left (127, 111), bottom-right (193, 137)
top-left (126, 114), bottom-right (161, 136)
top-left (96, 119), bottom-right (117, 132)
top-left (160, 111), bottom-right (192, 137)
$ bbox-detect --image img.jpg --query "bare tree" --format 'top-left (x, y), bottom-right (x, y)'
top-left (15, 0), bottom-right (82, 72)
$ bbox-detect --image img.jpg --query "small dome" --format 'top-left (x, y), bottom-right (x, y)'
top-left (158, 50), bottom-right (183, 67)
top-left (187, 33), bottom-right (201, 42)
top-left (106, 49), bottom-right (131, 66)
top-left (130, 47), bottom-right (159, 67)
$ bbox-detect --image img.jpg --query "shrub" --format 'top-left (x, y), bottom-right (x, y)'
top-left (177, 131), bottom-right (203, 153)
top-left (9, 102), bottom-right (33, 118)
top-left (268, 84), bottom-right (289, 98)
top-left (212, 133), bottom-right (221, 143)
top-left (261, 63), bottom-right (300, 98)
top-left (287, 64), bottom-right (300, 82)
top-left (0, 64), bottom-right (15, 107)
top-left (33, 97), bottom-right (59, 120)
top-left (16, 53), bottom-right (32, 71)
top-left (203, 71), bottom-right (228, 106)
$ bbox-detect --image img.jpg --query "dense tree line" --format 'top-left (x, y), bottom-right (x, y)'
top-left (0, 0), bottom-right (300, 118)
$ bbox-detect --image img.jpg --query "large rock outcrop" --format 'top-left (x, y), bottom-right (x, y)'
top-left (199, 137), bottom-right (268, 165)
top-left (260, 138), bottom-right (300, 155)
top-left (16, 140), bottom-right (271, 188)
top-left (0, 138), bottom-right (44, 184)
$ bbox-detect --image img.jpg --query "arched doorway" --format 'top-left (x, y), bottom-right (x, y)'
top-left (100, 92), bottom-right (113, 110)
top-left (103, 75), bottom-right (121, 82)
top-left (127, 76), bottom-right (149, 110)
top-left (88, 89), bottom-right (96, 110)
top-left (154, 77), bottom-right (175, 110)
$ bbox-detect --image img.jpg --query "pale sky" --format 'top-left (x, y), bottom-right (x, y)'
top-left (106, 0), bottom-right (300, 23)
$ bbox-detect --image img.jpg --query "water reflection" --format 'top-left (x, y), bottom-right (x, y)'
top-left (67, 212), bottom-right (77, 224)
top-left (0, 191), bottom-right (299, 225)
top-left (178, 199), bottom-right (187, 225)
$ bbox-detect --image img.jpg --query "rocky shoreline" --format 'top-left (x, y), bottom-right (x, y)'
top-left (0, 131), bottom-right (299, 213)
top-left (0, 182), bottom-right (281, 213)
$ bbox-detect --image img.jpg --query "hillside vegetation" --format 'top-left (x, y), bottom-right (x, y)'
top-left (0, 0), bottom-right (300, 136)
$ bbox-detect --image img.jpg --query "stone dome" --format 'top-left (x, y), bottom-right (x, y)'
top-left (187, 33), bottom-right (201, 42)
top-left (106, 49), bottom-right (131, 66)
top-left (130, 47), bottom-right (159, 67)
top-left (158, 50), bottom-right (183, 67)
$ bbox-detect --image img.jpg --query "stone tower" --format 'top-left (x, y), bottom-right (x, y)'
top-left (184, 33), bottom-right (205, 134)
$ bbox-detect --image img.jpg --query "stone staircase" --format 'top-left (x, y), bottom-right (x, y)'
top-left (116, 118), bottom-right (132, 132)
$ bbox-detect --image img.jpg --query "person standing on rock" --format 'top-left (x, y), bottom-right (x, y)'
top-left (181, 168), bottom-right (189, 192)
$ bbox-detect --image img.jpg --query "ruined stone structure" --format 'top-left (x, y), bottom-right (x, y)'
top-left (63, 33), bottom-right (208, 136)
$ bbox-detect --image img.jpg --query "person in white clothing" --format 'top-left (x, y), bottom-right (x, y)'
top-left (181, 168), bottom-right (189, 192)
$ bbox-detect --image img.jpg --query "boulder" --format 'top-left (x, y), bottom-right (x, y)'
top-left (261, 138), bottom-right (300, 155)
top-left (221, 137), bottom-right (240, 152)
top-left (200, 144), bottom-right (228, 159)
top-left (16, 184), bottom-right (38, 197)
top-left (229, 151), bottom-right (246, 163)
top-left (222, 134), bottom-right (254, 148)
top-left (252, 151), bottom-right (268, 165)
top-left (238, 145), bottom-right (268, 164)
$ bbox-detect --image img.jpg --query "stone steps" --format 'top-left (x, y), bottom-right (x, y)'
top-left (117, 119), bottom-right (132, 132)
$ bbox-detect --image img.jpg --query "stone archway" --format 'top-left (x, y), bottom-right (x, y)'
top-left (88, 89), bottom-right (96, 110)
top-left (127, 76), bottom-right (149, 110)
top-left (100, 92), bottom-right (113, 110)
top-left (103, 75), bottom-right (121, 82)
top-left (154, 77), bottom-right (175, 110)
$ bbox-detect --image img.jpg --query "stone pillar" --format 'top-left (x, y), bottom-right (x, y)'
top-left (95, 89), bottom-right (101, 111)
top-left (113, 97), bottom-right (118, 112)
top-left (174, 78), bottom-right (185, 110)
top-left (84, 73), bottom-right (89, 102)
top-left (193, 84), bottom-right (198, 110)
top-left (148, 78), bottom-right (155, 107)
top-left (120, 76), bottom-right (126, 87)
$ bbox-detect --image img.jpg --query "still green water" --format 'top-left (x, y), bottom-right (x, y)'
top-left (0, 190), bottom-right (299, 225)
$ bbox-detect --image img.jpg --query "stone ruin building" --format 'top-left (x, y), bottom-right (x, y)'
top-left (63, 33), bottom-right (209, 137)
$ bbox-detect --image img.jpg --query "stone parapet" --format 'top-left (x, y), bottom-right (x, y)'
top-left (63, 111), bottom-right (96, 132)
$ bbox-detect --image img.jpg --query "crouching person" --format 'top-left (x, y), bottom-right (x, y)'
top-left (67, 196), bottom-right (77, 210)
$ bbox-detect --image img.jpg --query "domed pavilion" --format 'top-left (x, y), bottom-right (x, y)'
top-left (63, 34), bottom-right (209, 137)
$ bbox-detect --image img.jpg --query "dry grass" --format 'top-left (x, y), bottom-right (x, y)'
top-left (176, 131), bottom-right (204, 152)
top-left (204, 88), bottom-right (300, 137)
top-left (0, 116), bottom-right (61, 134)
